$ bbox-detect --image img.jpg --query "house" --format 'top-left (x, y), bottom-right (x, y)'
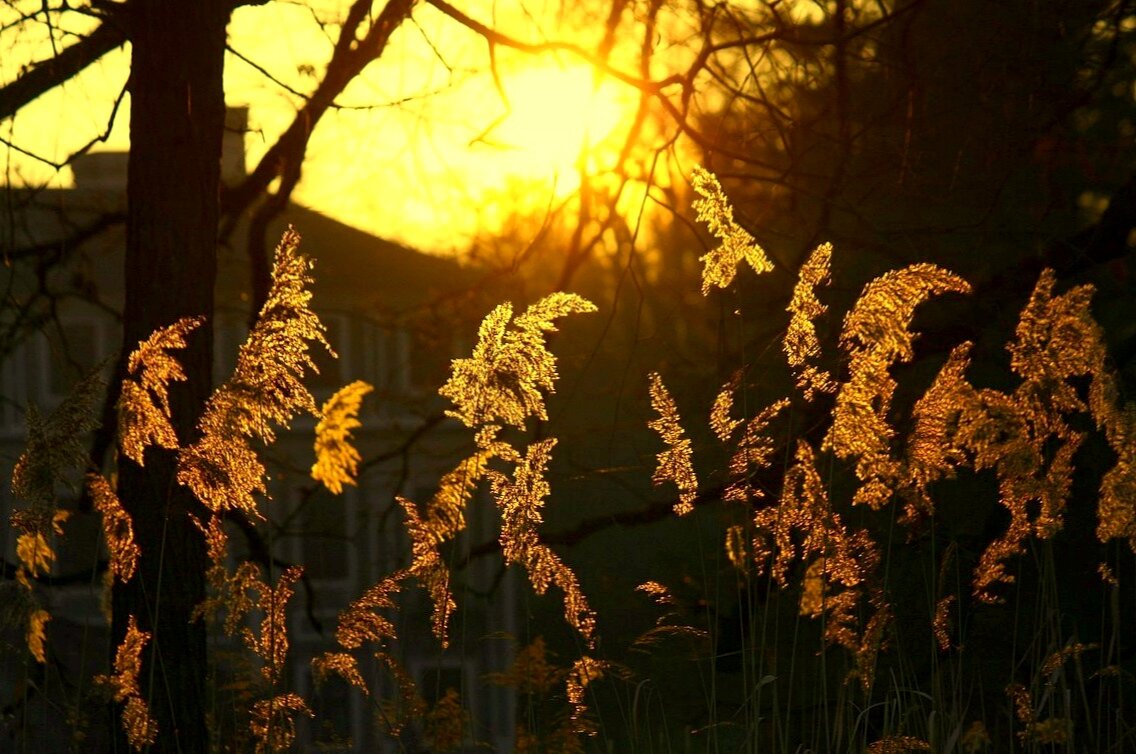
top-left (0, 109), bottom-right (516, 753)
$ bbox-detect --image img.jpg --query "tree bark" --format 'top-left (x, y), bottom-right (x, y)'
top-left (112, 2), bottom-right (229, 752)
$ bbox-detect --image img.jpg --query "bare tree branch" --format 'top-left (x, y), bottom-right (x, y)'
top-left (220, 0), bottom-right (417, 314)
top-left (424, 0), bottom-right (694, 93)
top-left (0, 74), bottom-right (127, 169)
top-left (457, 482), bottom-right (729, 570)
top-left (0, 18), bottom-right (125, 121)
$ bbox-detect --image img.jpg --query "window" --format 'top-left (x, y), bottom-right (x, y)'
top-left (362, 470), bottom-right (420, 583)
top-left (416, 660), bottom-right (469, 708)
top-left (298, 489), bottom-right (351, 583)
top-left (360, 318), bottom-right (407, 394)
top-left (38, 317), bottom-right (110, 405)
top-left (213, 314), bottom-right (249, 385)
top-left (0, 315), bottom-right (112, 433)
top-left (410, 657), bottom-right (480, 752)
top-left (287, 485), bottom-right (358, 626)
top-left (0, 341), bottom-right (32, 433)
top-left (47, 320), bottom-right (100, 397)
top-left (405, 321), bottom-right (457, 394)
top-left (307, 315), bottom-right (346, 400)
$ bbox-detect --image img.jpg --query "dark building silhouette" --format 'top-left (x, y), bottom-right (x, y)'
top-left (1, 108), bottom-right (515, 753)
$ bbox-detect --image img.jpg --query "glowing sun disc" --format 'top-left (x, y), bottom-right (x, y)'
top-left (489, 60), bottom-right (636, 183)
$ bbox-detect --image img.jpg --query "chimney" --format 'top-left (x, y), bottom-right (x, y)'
top-left (71, 151), bottom-right (129, 191)
top-left (71, 107), bottom-right (247, 190)
top-left (222, 105), bottom-right (249, 184)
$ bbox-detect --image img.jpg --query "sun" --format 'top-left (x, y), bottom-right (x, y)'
top-left (484, 60), bottom-right (637, 189)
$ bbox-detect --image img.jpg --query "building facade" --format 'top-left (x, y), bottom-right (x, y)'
top-left (1, 115), bottom-right (516, 752)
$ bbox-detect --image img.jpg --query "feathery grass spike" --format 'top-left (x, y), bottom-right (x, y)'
top-left (423, 688), bottom-right (468, 751)
top-left (244, 565), bottom-right (302, 685)
top-left (753, 441), bottom-right (884, 662)
top-left (942, 269), bottom-right (1135, 600)
top-left (711, 376), bottom-right (789, 506)
top-left (118, 316), bottom-right (202, 464)
top-left (486, 636), bottom-right (562, 694)
top-left (798, 559), bottom-right (827, 617)
top-left (312, 652), bottom-right (368, 693)
top-left (724, 398), bottom-right (789, 503)
top-left (1006, 269), bottom-right (1136, 553)
top-left (490, 439), bottom-right (596, 643)
top-left (710, 372), bottom-right (744, 442)
top-left (1098, 449), bottom-right (1136, 551)
top-left (725, 524), bottom-right (749, 571)
top-left (335, 573), bottom-right (403, 650)
top-left (840, 263), bottom-right (971, 360)
top-left (647, 373), bottom-right (698, 515)
top-left (10, 365), bottom-right (103, 589)
top-left (440, 293), bottom-right (596, 429)
top-left (827, 263), bottom-right (970, 509)
top-left (11, 365), bottom-right (104, 506)
top-left (26, 608), bottom-right (49, 663)
top-left (906, 342), bottom-right (974, 520)
top-left (566, 655), bottom-right (604, 734)
top-left (12, 508), bottom-right (68, 589)
top-left (424, 451), bottom-right (494, 542)
top-left (1040, 642), bottom-right (1096, 678)
top-left (1090, 358), bottom-right (1136, 551)
top-left (853, 601), bottom-right (892, 691)
top-left (1009, 269), bottom-right (1104, 392)
top-left (785, 242), bottom-right (837, 398)
top-left (961, 722), bottom-right (992, 752)
top-left (399, 495), bottom-right (457, 646)
top-left (87, 473), bottom-right (139, 583)
top-left (97, 615), bottom-right (158, 750)
top-left (691, 165), bottom-right (773, 295)
top-left (312, 380), bottom-right (373, 494)
top-left (867, 736), bottom-right (931, 753)
top-left (398, 451), bottom-right (493, 646)
top-left (250, 693), bottom-right (312, 754)
top-left (192, 514), bottom-right (262, 635)
top-left (178, 227), bottom-right (329, 517)
top-left (932, 595), bottom-right (955, 652)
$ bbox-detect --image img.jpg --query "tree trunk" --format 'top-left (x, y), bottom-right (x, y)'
top-left (112, 2), bottom-right (229, 751)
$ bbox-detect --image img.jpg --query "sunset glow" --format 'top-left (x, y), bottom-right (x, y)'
top-left (0, 3), bottom-right (658, 253)
top-left (485, 61), bottom-right (637, 188)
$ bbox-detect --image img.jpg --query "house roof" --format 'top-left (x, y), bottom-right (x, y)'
top-left (227, 203), bottom-right (473, 317)
top-left (4, 150), bottom-right (474, 320)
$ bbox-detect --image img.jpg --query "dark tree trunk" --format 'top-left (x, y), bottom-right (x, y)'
top-left (112, 1), bottom-right (229, 751)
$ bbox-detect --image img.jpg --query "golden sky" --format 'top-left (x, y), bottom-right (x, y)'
top-left (2, 1), bottom-right (665, 255)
